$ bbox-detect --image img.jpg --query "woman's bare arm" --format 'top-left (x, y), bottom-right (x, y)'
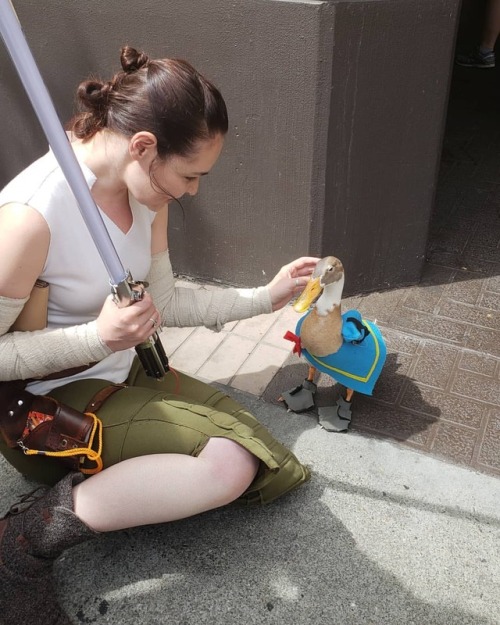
top-left (0, 203), bottom-right (50, 299)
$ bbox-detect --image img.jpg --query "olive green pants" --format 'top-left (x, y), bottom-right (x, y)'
top-left (0, 359), bottom-right (309, 505)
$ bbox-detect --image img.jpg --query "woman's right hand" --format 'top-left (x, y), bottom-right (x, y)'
top-left (96, 292), bottom-right (161, 352)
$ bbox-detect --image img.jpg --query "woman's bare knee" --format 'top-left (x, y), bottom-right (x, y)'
top-left (199, 438), bottom-right (259, 505)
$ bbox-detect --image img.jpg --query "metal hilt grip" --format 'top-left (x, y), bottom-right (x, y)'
top-left (135, 334), bottom-right (170, 380)
top-left (113, 274), bottom-right (170, 380)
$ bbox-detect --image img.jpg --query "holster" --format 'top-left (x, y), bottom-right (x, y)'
top-left (0, 380), bottom-right (103, 474)
top-left (1, 279), bottom-right (103, 473)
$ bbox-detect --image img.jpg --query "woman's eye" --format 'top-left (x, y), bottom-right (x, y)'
top-left (185, 176), bottom-right (196, 182)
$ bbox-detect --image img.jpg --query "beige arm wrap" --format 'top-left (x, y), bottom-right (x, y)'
top-left (146, 250), bottom-right (273, 331)
top-left (0, 294), bottom-right (112, 382)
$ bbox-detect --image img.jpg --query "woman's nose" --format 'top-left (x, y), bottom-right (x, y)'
top-left (187, 178), bottom-right (200, 196)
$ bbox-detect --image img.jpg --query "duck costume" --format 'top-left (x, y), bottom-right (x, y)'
top-left (281, 256), bottom-right (387, 432)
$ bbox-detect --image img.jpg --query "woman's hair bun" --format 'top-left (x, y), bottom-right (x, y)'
top-left (120, 46), bottom-right (150, 73)
top-left (77, 79), bottom-right (111, 110)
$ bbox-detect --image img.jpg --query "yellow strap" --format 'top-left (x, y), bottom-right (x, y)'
top-left (23, 412), bottom-right (104, 475)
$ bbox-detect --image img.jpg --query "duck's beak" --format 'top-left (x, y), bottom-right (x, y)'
top-left (293, 277), bottom-right (322, 313)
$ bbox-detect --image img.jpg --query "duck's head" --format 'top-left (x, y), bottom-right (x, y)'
top-left (293, 256), bottom-right (345, 314)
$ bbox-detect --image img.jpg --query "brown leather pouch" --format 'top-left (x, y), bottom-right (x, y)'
top-left (2, 279), bottom-right (102, 473)
top-left (0, 380), bottom-right (103, 474)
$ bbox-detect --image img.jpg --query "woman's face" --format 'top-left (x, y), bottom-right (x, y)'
top-left (129, 133), bottom-right (224, 211)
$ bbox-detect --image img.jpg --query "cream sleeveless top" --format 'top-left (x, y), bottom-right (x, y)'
top-left (0, 148), bottom-right (155, 394)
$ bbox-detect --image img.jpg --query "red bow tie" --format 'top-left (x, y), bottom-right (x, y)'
top-left (283, 331), bottom-right (302, 356)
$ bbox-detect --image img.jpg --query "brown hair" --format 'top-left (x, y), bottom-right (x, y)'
top-left (68, 46), bottom-right (228, 159)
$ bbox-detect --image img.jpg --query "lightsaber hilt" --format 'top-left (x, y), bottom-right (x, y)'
top-left (112, 273), bottom-right (169, 380)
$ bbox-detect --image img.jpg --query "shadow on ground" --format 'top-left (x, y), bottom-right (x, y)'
top-left (58, 473), bottom-right (496, 625)
top-left (262, 351), bottom-right (439, 442)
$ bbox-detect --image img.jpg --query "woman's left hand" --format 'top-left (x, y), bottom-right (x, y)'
top-left (266, 256), bottom-right (320, 311)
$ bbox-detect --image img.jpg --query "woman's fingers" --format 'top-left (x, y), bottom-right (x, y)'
top-left (97, 293), bottom-right (161, 351)
top-left (286, 256), bottom-right (320, 278)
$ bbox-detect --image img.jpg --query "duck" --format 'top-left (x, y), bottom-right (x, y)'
top-left (280, 256), bottom-right (387, 432)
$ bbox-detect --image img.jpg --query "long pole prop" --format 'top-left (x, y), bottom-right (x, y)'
top-left (0, 0), bottom-right (126, 285)
top-left (0, 0), bottom-right (169, 378)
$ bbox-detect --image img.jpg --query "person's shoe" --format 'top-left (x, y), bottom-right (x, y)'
top-left (456, 47), bottom-right (495, 68)
top-left (0, 472), bottom-right (98, 625)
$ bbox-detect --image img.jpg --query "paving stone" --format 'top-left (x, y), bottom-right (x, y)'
top-left (433, 177), bottom-right (463, 213)
top-left (458, 351), bottom-right (498, 377)
top-left (470, 222), bottom-right (500, 248)
top-left (459, 185), bottom-right (491, 208)
top-left (474, 161), bottom-right (500, 185)
top-left (231, 343), bottom-right (290, 396)
top-left (425, 250), bottom-right (464, 270)
top-left (431, 422), bottom-right (477, 466)
top-left (400, 383), bottom-right (485, 429)
top-left (465, 325), bottom-right (500, 358)
top-left (476, 408), bottom-right (500, 472)
top-left (231, 312), bottom-right (278, 341)
top-left (390, 308), bottom-right (469, 343)
top-left (487, 183), bottom-right (500, 206)
top-left (169, 326), bottom-right (226, 374)
top-left (437, 299), bottom-right (500, 330)
top-left (371, 351), bottom-right (415, 405)
top-left (420, 264), bottom-right (455, 286)
top-left (356, 289), bottom-right (408, 323)
top-left (412, 343), bottom-right (460, 389)
top-left (458, 250), bottom-right (500, 272)
top-left (479, 291), bottom-right (500, 311)
top-left (426, 250), bottom-right (496, 274)
top-left (445, 271), bottom-right (484, 305)
top-left (260, 306), bottom-right (300, 348)
top-left (160, 326), bottom-right (196, 356)
top-left (340, 294), bottom-right (363, 310)
top-left (450, 369), bottom-right (500, 405)
top-left (485, 271), bottom-right (500, 294)
top-left (464, 244), bottom-right (500, 264)
top-left (197, 334), bottom-right (257, 384)
top-left (381, 328), bottom-right (421, 355)
top-left (402, 283), bottom-right (445, 314)
top-left (351, 399), bottom-right (436, 448)
top-left (433, 223), bottom-right (473, 254)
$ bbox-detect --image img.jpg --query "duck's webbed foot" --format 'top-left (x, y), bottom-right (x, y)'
top-left (318, 395), bottom-right (352, 432)
top-left (278, 379), bottom-right (317, 412)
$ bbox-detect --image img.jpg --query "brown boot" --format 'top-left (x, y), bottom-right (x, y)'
top-left (0, 471), bottom-right (98, 625)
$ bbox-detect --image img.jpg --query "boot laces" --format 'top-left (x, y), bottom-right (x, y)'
top-left (7, 486), bottom-right (49, 516)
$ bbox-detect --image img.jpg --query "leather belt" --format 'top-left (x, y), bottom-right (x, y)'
top-left (84, 383), bottom-right (127, 413)
top-left (38, 363), bottom-right (98, 382)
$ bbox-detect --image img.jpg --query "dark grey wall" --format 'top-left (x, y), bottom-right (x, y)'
top-left (323, 0), bottom-right (460, 292)
top-left (0, 0), bottom-right (460, 293)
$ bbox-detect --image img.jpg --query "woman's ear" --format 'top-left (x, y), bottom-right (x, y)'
top-left (129, 131), bottom-right (158, 160)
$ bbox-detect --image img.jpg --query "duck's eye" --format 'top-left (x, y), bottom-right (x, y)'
top-left (326, 266), bottom-right (333, 272)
